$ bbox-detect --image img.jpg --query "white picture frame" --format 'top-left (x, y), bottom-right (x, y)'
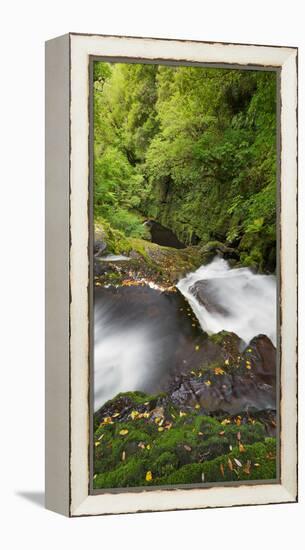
top-left (45, 33), bottom-right (298, 517)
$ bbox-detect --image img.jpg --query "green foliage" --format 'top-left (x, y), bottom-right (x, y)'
top-left (94, 61), bottom-right (277, 271)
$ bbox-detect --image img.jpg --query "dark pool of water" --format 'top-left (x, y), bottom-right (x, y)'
top-left (145, 220), bottom-right (186, 249)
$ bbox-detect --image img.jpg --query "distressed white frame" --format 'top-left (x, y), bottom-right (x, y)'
top-left (46, 33), bottom-right (298, 517)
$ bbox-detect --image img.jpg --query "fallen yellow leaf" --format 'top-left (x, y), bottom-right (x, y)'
top-left (204, 380), bottom-right (212, 386)
top-left (214, 367), bottom-right (225, 375)
top-left (119, 429), bottom-right (129, 436)
top-left (145, 471), bottom-right (153, 482)
top-left (101, 416), bottom-right (113, 425)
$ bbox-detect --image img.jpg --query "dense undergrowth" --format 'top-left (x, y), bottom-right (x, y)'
top-left (93, 62), bottom-right (277, 272)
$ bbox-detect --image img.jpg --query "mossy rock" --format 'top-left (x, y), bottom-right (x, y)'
top-left (164, 463), bottom-right (204, 484)
top-left (203, 438), bottom-right (276, 482)
top-left (208, 330), bottom-right (242, 358)
top-left (94, 219), bottom-right (202, 286)
top-left (93, 390), bottom-right (275, 489)
top-left (94, 457), bottom-right (148, 489)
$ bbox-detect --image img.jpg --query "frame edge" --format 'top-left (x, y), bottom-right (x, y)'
top-left (45, 33), bottom-right (71, 517)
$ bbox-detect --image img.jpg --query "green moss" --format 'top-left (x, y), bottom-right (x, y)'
top-left (93, 391), bottom-right (275, 489)
top-left (165, 463), bottom-right (204, 484)
top-left (113, 390), bottom-right (163, 407)
top-left (153, 452), bottom-right (179, 477)
top-left (94, 458), bottom-right (148, 489)
top-left (95, 218), bottom-right (132, 255)
top-left (202, 438), bottom-right (276, 482)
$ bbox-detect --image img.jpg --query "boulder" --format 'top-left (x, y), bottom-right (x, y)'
top-left (200, 240), bottom-right (239, 263)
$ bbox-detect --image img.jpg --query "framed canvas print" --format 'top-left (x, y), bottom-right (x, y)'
top-left (45, 33), bottom-right (298, 517)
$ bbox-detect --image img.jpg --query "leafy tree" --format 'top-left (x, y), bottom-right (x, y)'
top-left (93, 61), bottom-right (277, 271)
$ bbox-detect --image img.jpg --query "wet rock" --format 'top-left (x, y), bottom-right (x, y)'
top-left (95, 392), bottom-right (157, 425)
top-left (200, 240), bottom-right (240, 263)
top-left (94, 226), bottom-right (108, 257)
top-left (208, 330), bottom-right (242, 356)
top-left (189, 280), bottom-right (230, 315)
top-left (163, 333), bottom-right (276, 416)
top-left (94, 239), bottom-right (107, 257)
top-left (246, 334), bottom-right (276, 384)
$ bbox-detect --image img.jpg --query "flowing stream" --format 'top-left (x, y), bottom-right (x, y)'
top-left (94, 256), bottom-right (276, 411)
top-left (177, 257), bottom-right (276, 347)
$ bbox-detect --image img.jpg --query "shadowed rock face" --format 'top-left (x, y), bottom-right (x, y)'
top-left (96, 327), bottom-right (277, 436)
top-left (165, 333), bottom-right (276, 416)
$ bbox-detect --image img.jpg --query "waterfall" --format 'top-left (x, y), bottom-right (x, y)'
top-left (177, 257), bottom-right (276, 346)
top-left (94, 257), bottom-right (277, 411)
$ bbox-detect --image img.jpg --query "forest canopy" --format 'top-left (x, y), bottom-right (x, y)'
top-left (93, 61), bottom-right (277, 272)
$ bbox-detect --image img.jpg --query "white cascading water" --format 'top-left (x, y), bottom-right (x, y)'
top-left (94, 257), bottom-right (276, 411)
top-left (177, 257), bottom-right (276, 347)
top-left (98, 254), bottom-right (130, 261)
top-left (94, 301), bottom-right (169, 411)
top-left (94, 314), bottom-right (154, 411)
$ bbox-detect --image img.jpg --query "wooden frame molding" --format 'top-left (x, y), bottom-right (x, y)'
top-left (45, 33), bottom-right (298, 517)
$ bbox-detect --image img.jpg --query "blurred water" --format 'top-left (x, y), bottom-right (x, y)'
top-left (177, 257), bottom-right (276, 346)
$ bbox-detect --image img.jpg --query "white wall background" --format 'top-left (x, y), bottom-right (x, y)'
top-left (0, 1), bottom-right (304, 548)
